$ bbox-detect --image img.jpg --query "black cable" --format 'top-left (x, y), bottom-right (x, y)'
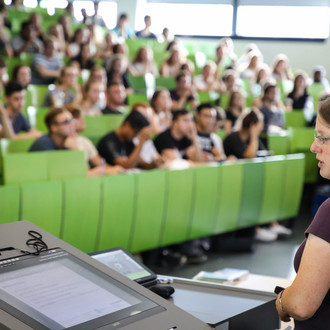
top-left (25, 230), bottom-right (48, 256)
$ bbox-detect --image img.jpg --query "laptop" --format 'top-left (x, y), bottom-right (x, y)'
top-left (90, 247), bottom-right (158, 288)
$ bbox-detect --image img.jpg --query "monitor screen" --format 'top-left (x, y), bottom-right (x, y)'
top-left (91, 248), bottom-right (156, 284)
top-left (0, 248), bottom-right (164, 329)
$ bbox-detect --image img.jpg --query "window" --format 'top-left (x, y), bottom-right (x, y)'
top-left (236, 4), bottom-right (330, 39)
top-left (144, 1), bottom-right (233, 37)
top-left (142, 0), bottom-right (329, 40)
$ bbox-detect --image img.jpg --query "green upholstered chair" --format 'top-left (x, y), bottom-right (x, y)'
top-left (26, 85), bottom-right (50, 108)
top-left (61, 177), bottom-right (101, 253)
top-left (2, 150), bottom-right (86, 185)
top-left (284, 110), bottom-right (307, 128)
top-left (0, 138), bottom-right (35, 154)
top-left (214, 162), bottom-right (243, 233)
top-left (155, 76), bottom-right (176, 90)
top-left (160, 168), bottom-right (194, 247)
top-left (127, 74), bottom-right (147, 93)
top-left (127, 93), bottom-right (149, 106)
top-left (97, 174), bottom-right (135, 251)
top-left (288, 127), bottom-right (318, 183)
top-left (259, 156), bottom-right (286, 225)
top-left (81, 114), bottom-right (125, 146)
top-left (189, 165), bottom-right (220, 240)
top-left (129, 170), bottom-right (166, 253)
top-left (26, 106), bottom-right (49, 132)
top-left (0, 185), bottom-right (20, 224)
top-left (47, 150), bottom-right (87, 180)
top-left (237, 159), bottom-right (265, 229)
top-left (3, 152), bottom-right (48, 185)
top-left (267, 132), bottom-right (290, 155)
top-left (20, 180), bottom-right (63, 236)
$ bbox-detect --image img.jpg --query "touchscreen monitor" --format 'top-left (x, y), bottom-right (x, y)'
top-left (0, 248), bottom-right (164, 330)
top-left (90, 248), bottom-right (157, 286)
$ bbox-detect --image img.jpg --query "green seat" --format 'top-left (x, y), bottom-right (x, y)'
top-left (219, 93), bottom-right (230, 109)
top-left (189, 165), bottom-right (220, 240)
top-left (3, 152), bottom-right (48, 185)
top-left (3, 150), bottom-right (86, 185)
top-left (214, 162), bottom-right (244, 233)
top-left (288, 127), bottom-right (318, 182)
top-left (19, 52), bottom-right (34, 66)
top-left (47, 150), bottom-right (87, 180)
top-left (284, 110), bottom-right (306, 128)
top-left (259, 156), bottom-right (286, 225)
top-left (129, 170), bottom-right (166, 253)
top-left (197, 91), bottom-right (212, 104)
top-left (0, 185), bottom-right (20, 224)
top-left (308, 82), bottom-right (325, 110)
top-left (0, 138), bottom-right (35, 154)
top-left (3, 56), bottom-right (21, 80)
top-left (26, 85), bottom-right (50, 107)
top-left (215, 129), bottom-right (226, 141)
top-left (127, 93), bottom-right (148, 106)
top-left (62, 177), bottom-right (102, 253)
top-left (160, 168), bottom-right (194, 247)
top-left (288, 127), bottom-right (314, 153)
top-left (81, 114), bottom-right (125, 146)
top-left (279, 154), bottom-right (305, 219)
top-left (20, 180), bottom-right (63, 236)
top-left (237, 159), bottom-right (265, 229)
top-left (125, 38), bottom-right (154, 60)
top-left (26, 106), bottom-right (49, 132)
top-left (155, 76), bottom-right (176, 90)
top-left (97, 174), bottom-right (135, 251)
top-left (277, 80), bottom-right (294, 102)
top-left (127, 74), bottom-right (147, 93)
top-left (268, 132), bottom-right (290, 155)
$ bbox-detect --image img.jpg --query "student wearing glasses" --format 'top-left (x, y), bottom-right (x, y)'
top-left (275, 96), bottom-right (330, 329)
top-left (29, 108), bottom-right (75, 151)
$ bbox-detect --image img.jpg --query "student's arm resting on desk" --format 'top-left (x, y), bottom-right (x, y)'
top-left (276, 234), bottom-right (330, 321)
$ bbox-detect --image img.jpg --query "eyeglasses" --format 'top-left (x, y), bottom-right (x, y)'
top-left (54, 119), bottom-right (75, 126)
top-left (313, 133), bottom-right (330, 145)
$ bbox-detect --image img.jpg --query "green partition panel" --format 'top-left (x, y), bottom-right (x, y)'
top-left (62, 177), bottom-right (101, 253)
top-left (160, 169), bottom-right (194, 247)
top-left (129, 170), bottom-right (166, 253)
top-left (155, 76), bottom-right (176, 90)
top-left (97, 174), bottom-right (136, 251)
top-left (214, 162), bottom-right (243, 233)
top-left (0, 138), bottom-right (35, 154)
top-left (188, 165), bottom-right (220, 240)
top-left (20, 181), bottom-right (63, 236)
top-left (237, 159), bottom-right (265, 229)
top-left (127, 74), bottom-right (147, 93)
top-left (259, 156), bottom-right (286, 225)
top-left (47, 150), bottom-right (87, 180)
top-left (288, 127), bottom-right (318, 182)
top-left (284, 110), bottom-right (306, 128)
top-left (268, 132), bottom-right (290, 155)
top-left (27, 85), bottom-right (50, 108)
top-left (219, 93), bottom-right (230, 109)
top-left (127, 93), bottom-right (148, 106)
top-left (308, 82), bottom-right (325, 110)
top-left (279, 154), bottom-right (305, 220)
top-left (81, 114), bottom-right (125, 145)
top-left (3, 152), bottom-right (48, 185)
top-left (0, 185), bottom-right (20, 224)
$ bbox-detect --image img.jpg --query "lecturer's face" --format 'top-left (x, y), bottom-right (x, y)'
top-left (311, 115), bottom-right (330, 179)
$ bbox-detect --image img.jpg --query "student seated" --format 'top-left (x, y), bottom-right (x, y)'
top-left (97, 110), bottom-right (157, 169)
top-left (0, 81), bottom-right (41, 140)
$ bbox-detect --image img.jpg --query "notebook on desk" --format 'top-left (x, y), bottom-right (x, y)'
top-left (90, 247), bottom-right (158, 288)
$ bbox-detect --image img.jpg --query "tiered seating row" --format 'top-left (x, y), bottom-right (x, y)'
top-left (0, 153), bottom-right (305, 254)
